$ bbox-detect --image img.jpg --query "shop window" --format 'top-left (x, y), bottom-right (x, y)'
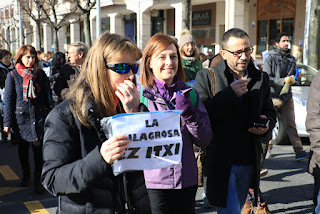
top-left (125, 14), bottom-right (136, 44)
top-left (256, 0), bottom-right (295, 55)
top-left (151, 10), bottom-right (164, 36)
top-left (257, 20), bottom-right (268, 55)
top-left (80, 21), bottom-right (85, 43)
top-left (256, 18), bottom-right (294, 55)
top-left (66, 25), bottom-right (70, 45)
top-left (101, 17), bottom-right (110, 33)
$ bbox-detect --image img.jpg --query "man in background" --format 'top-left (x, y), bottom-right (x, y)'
top-left (54, 42), bottom-right (88, 101)
top-left (264, 32), bottom-right (308, 160)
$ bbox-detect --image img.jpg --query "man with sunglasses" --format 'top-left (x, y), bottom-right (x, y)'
top-left (264, 32), bottom-right (309, 161)
top-left (194, 28), bottom-right (276, 213)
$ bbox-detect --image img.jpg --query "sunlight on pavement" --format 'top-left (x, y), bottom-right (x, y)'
top-left (0, 165), bottom-right (19, 180)
top-left (0, 187), bottom-right (26, 197)
top-left (24, 201), bottom-right (49, 214)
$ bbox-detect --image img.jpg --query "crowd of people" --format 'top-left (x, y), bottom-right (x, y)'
top-left (0, 27), bottom-right (316, 214)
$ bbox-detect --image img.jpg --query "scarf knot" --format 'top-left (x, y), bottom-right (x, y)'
top-left (15, 63), bottom-right (40, 101)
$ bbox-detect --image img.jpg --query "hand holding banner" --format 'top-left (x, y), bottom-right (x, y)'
top-left (101, 110), bottom-right (183, 175)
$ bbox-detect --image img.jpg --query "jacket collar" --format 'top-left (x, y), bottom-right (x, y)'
top-left (215, 59), bottom-right (261, 83)
top-left (272, 47), bottom-right (292, 57)
top-left (86, 100), bottom-right (108, 143)
top-left (0, 62), bottom-right (14, 71)
top-left (143, 77), bottom-right (192, 102)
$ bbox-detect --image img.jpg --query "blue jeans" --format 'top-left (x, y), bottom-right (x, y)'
top-left (217, 165), bottom-right (254, 214)
top-left (313, 177), bottom-right (320, 214)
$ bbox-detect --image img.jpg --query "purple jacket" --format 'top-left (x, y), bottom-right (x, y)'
top-left (142, 78), bottom-right (212, 189)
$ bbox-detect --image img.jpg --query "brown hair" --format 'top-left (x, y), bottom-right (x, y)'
top-left (14, 45), bottom-right (39, 67)
top-left (140, 33), bottom-right (185, 88)
top-left (68, 33), bottom-right (142, 126)
top-left (0, 49), bottom-right (12, 60)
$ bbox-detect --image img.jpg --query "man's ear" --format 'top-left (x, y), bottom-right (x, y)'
top-left (79, 52), bottom-right (84, 58)
top-left (220, 50), bottom-right (227, 60)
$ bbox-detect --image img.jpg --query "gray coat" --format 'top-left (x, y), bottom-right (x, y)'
top-left (306, 71), bottom-right (320, 177)
top-left (264, 48), bottom-right (296, 101)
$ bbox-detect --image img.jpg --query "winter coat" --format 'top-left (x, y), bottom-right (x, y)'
top-left (3, 68), bottom-right (50, 142)
top-left (141, 77), bottom-right (212, 189)
top-left (306, 71), bottom-right (320, 177)
top-left (181, 48), bottom-right (203, 81)
top-left (0, 62), bottom-right (13, 89)
top-left (53, 63), bottom-right (80, 100)
top-left (42, 99), bottom-right (151, 214)
top-left (194, 60), bottom-right (276, 207)
top-left (264, 48), bottom-right (296, 101)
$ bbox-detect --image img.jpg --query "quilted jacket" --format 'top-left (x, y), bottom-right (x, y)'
top-left (3, 68), bottom-right (50, 142)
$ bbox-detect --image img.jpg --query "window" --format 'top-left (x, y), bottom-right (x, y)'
top-left (256, 0), bottom-right (295, 55)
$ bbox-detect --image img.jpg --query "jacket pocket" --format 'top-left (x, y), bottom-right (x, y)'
top-left (15, 106), bottom-right (26, 124)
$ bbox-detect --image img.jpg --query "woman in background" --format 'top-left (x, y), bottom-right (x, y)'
top-left (4, 45), bottom-right (50, 193)
top-left (0, 49), bottom-right (14, 143)
top-left (179, 30), bottom-right (202, 83)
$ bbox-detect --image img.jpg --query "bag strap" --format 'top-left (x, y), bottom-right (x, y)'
top-left (140, 86), bottom-right (149, 107)
top-left (185, 83), bottom-right (197, 107)
top-left (207, 68), bottom-right (217, 96)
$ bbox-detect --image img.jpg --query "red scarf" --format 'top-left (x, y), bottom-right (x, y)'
top-left (15, 63), bottom-right (40, 101)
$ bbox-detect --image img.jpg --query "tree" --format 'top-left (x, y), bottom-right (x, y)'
top-left (305, 0), bottom-right (320, 69)
top-left (0, 11), bottom-right (30, 52)
top-left (18, 0), bottom-right (45, 50)
top-left (73, 0), bottom-right (96, 47)
top-left (40, 0), bottom-right (79, 52)
top-left (182, 0), bottom-right (191, 31)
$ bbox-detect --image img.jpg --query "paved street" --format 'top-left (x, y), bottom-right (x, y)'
top-left (195, 143), bottom-right (313, 214)
top-left (0, 140), bottom-right (313, 213)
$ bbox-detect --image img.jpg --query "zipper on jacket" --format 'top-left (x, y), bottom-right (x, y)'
top-left (31, 103), bottom-right (38, 142)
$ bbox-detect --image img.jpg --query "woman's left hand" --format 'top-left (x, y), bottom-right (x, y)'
top-left (115, 80), bottom-right (140, 113)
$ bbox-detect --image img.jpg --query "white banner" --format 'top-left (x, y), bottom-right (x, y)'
top-left (101, 110), bottom-right (182, 175)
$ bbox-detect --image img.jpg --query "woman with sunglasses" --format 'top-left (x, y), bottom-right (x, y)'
top-left (3, 45), bottom-right (50, 193)
top-left (139, 33), bottom-right (212, 214)
top-left (41, 33), bottom-right (150, 214)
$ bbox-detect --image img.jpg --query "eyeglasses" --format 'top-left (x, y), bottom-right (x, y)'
top-left (223, 46), bottom-right (254, 57)
top-left (105, 63), bottom-right (139, 74)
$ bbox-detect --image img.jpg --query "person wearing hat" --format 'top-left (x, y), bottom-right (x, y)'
top-left (179, 30), bottom-right (202, 83)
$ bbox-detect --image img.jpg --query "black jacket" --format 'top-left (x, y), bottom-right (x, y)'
top-left (0, 62), bottom-right (13, 89)
top-left (194, 60), bottom-right (276, 207)
top-left (42, 100), bottom-right (151, 214)
top-left (4, 68), bottom-right (50, 142)
top-left (53, 64), bottom-right (80, 100)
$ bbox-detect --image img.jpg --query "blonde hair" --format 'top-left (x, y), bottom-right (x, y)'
top-left (68, 33), bottom-right (142, 126)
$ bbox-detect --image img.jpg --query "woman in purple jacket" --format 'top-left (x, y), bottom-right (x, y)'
top-left (139, 33), bottom-right (212, 214)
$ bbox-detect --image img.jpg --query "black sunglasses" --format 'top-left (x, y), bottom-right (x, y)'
top-left (105, 63), bottom-right (139, 74)
top-left (223, 46), bottom-right (254, 58)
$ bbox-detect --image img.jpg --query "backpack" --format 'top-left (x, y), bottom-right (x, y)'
top-left (140, 84), bottom-right (197, 108)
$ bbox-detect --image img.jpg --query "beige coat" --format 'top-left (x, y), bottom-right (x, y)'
top-left (306, 70), bottom-right (320, 176)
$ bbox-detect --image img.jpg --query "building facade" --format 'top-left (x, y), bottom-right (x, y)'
top-left (0, 0), bottom-right (307, 59)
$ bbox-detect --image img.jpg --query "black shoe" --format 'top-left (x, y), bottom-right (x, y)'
top-left (296, 150), bottom-right (309, 160)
